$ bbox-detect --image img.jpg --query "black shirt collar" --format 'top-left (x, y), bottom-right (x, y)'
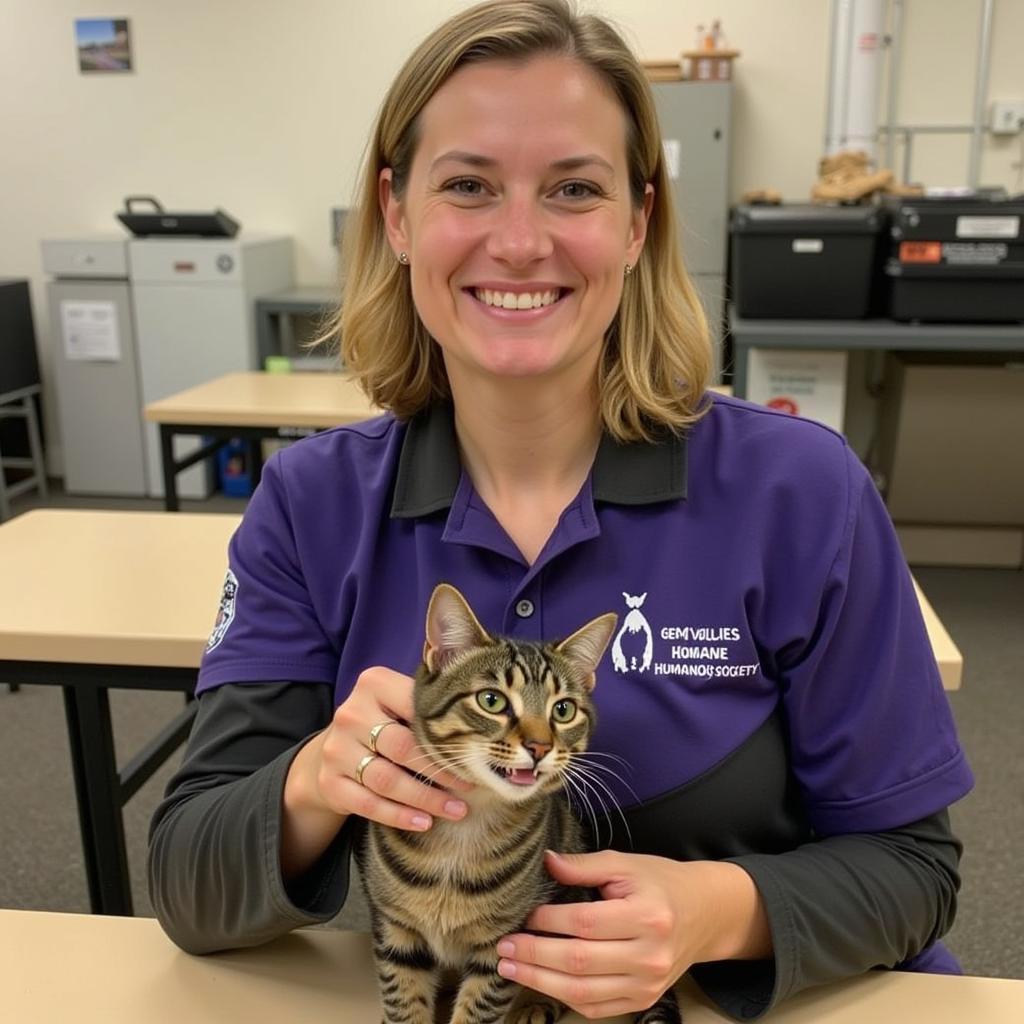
top-left (390, 401), bottom-right (687, 518)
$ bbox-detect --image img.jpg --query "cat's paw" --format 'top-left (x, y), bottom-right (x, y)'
top-left (506, 1000), bottom-right (562, 1024)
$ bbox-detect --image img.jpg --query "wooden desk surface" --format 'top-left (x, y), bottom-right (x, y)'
top-left (143, 370), bottom-right (378, 428)
top-left (913, 579), bottom-right (963, 690)
top-left (0, 509), bottom-right (240, 668)
top-left (2, 911), bottom-right (1020, 1023)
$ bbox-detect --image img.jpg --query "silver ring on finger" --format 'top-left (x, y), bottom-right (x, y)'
top-left (368, 720), bottom-right (398, 755)
top-left (355, 753), bottom-right (377, 787)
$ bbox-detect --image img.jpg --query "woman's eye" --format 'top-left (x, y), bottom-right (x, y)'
top-left (552, 699), bottom-right (577, 723)
top-left (447, 178), bottom-right (485, 197)
top-left (477, 690), bottom-right (509, 713)
top-left (557, 181), bottom-right (599, 200)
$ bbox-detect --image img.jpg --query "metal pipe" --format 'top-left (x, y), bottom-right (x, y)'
top-left (839, 0), bottom-right (856, 149)
top-left (880, 124), bottom-right (979, 134)
top-left (825, 0), bottom-right (841, 153)
top-left (968, 0), bottom-right (995, 188)
top-left (884, 0), bottom-right (904, 172)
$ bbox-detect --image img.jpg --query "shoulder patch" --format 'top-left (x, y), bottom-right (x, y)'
top-left (206, 569), bottom-right (239, 652)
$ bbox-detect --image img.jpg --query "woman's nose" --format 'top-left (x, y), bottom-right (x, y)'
top-left (485, 195), bottom-right (553, 266)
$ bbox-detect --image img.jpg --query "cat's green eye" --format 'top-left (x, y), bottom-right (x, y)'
top-left (551, 699), bottom-right (577, 724)
top-left (476, 689), bottom-right (509, 714)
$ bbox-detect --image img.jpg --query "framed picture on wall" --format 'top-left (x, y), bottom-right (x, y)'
top-left (75, 19), bottom-right (133, 73)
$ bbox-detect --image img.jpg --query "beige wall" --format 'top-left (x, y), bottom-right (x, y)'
top-left (1, 1), bottom-right (1022, 475)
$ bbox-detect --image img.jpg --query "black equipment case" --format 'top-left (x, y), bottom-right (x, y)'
top-left (730, 203), bottom-right (883, 319)
top-left (116, 195), bottom-right (239, 238)
top-left (884, 196), bottom-right (1024, 322)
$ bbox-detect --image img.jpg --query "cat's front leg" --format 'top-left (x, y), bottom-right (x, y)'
top-left (507, 986), bottom-right (565, 1023)
top-left (448, 946), bottom-right (519, 1024)
top-left (371, 915), bottom-right (440, 1024)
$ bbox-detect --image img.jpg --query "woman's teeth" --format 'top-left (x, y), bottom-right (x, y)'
top-left (473, 288), bottom-right (561, 310)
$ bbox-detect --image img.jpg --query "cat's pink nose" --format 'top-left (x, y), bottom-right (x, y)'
top-left (524, 740), bottom-right (552, 764)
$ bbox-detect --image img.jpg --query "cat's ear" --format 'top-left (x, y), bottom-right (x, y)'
top-left (423, 584), bottom-right (493, 672)
top-left (556, 613), bottom-right (618, 691)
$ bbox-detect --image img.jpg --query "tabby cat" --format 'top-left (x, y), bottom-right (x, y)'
top-left (356, 583), bottom-right (682, 1024)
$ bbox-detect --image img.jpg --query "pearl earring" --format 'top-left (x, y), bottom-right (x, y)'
top-left (398, 252), bottom-right (410, 265)
top-left (624, 263), bottom-right (633, 277)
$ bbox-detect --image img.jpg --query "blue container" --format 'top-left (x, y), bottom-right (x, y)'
top-left (217, 438), bottom-right (254, 497)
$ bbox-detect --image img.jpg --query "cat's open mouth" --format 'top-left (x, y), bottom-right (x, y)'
top-left (490, 764), bottom-right (539, 786)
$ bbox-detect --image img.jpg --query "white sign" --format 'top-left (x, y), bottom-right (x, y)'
top-left (61, 301), bottom-right (121, 361)
top-left (747, 348), bottom-right (848, 433)
top-left (955, 216), bottom-right (1020, 239)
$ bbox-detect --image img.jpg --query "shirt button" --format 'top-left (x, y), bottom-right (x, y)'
top-left (515, 599), bottom-right (534, 619)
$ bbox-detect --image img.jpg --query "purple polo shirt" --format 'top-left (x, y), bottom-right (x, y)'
top-left (198, 393), bottom-right (972, 840)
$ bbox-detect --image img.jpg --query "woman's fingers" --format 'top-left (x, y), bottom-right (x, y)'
top-left (496, 958), bottom-right (633, 1008)
top-left (369, 717), bottom-right (473, 793)
top-left (318, 764), bottom-right (459, 833)
top-left (353, 744), bottom-right (467, 820)
top-left (312, 666), bottom-right (475, 829)
top-left (524, 899), bottom-right (632, 942)
top-left (498, 933), bottom-right (638, 976)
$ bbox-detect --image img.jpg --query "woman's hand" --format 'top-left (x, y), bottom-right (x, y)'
top-left (281, 666), bottom-right (471, 877)
top-left (495, 850), bottom-right (771, 1020)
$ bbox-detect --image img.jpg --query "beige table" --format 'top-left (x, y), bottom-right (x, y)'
top-left (913, 579), bottom-right (962, 690)
top-left (144, 370), bottom-right (378, 511)
top-left (0, 509), bottom-right (241, 916)
top-left (2, 910), bottom-right (1021, 1023)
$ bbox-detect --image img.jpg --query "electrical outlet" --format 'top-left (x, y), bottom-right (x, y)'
top-left (990, 100), bottom-right (1024, 135)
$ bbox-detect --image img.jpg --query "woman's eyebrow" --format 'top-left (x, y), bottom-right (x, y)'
top-left (431, 150), bottom-right (496, 171)
top-left (550, 154), bottom-right (615, 174)
top-left (430, 151), bottom-right (614, 174)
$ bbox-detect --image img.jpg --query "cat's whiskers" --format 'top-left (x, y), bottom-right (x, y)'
top-left (560, 772), bottom-right (601, 844)
top-left (417, 755), bottom-right (482, 782)
top-left (563, 761), bottom-right (633, 849)
top-left (562, 767), bottom-right (618, 846)
top-left (405, 746), bottom-right (474, 770)
top-left (576, 749), bottom-right (635, 773)
top-left (574, 753), bottom-right (643, 806)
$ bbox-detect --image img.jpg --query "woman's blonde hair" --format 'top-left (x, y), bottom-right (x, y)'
top-left (325, 0), bottom-right (711, 441)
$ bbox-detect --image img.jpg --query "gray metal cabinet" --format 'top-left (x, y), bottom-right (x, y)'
top-left (651, 82), bottom-right (732, 377)
top-left (43, 238), bottom-right (149, 495)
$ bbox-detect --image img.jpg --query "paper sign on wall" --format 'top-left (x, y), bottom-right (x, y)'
top-left (747, 348), bottom-right (848, 432)
top-left (61, 300), bottom-right (121, 361)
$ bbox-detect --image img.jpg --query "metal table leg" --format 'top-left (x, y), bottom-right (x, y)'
top-left (248, 437), bottom-right (265, 489)
top-left (62, 685), bottom-right (133, 915)
top-left (159, 424), bottom-right (179, 512)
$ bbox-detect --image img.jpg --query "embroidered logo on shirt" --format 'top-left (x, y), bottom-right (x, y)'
top-left (610, 590), bottom-right (761, 680)
top-left (611, 593), bottom-right (653, 673)
top-left (206, 569), bottom-right (238, 652)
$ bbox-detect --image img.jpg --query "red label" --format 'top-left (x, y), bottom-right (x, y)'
top-left (766, 397), bottom-right (799, 415)
top-left (899, 241), bottom-right (942, 264)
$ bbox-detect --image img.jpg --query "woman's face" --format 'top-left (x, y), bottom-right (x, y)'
top-left (381, 55), bottom-right (652, 389)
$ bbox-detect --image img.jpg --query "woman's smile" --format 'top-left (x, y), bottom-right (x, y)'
top-left (463, 284), bottom-right (572, 321)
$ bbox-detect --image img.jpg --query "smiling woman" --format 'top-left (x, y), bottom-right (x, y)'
top-left (379, 55), bottom-right (651, 394)
top-left (325, 0), bottom-right (711, 442)
top-left (150, 4), bottom-right (973, 1024)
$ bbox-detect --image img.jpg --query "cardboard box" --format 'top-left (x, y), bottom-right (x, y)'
top-left (876, 355), bottom-right (1024, 526)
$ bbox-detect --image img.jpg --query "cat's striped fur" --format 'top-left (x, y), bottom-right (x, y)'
top-left (356, 583), bottom-right (682, 1024)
